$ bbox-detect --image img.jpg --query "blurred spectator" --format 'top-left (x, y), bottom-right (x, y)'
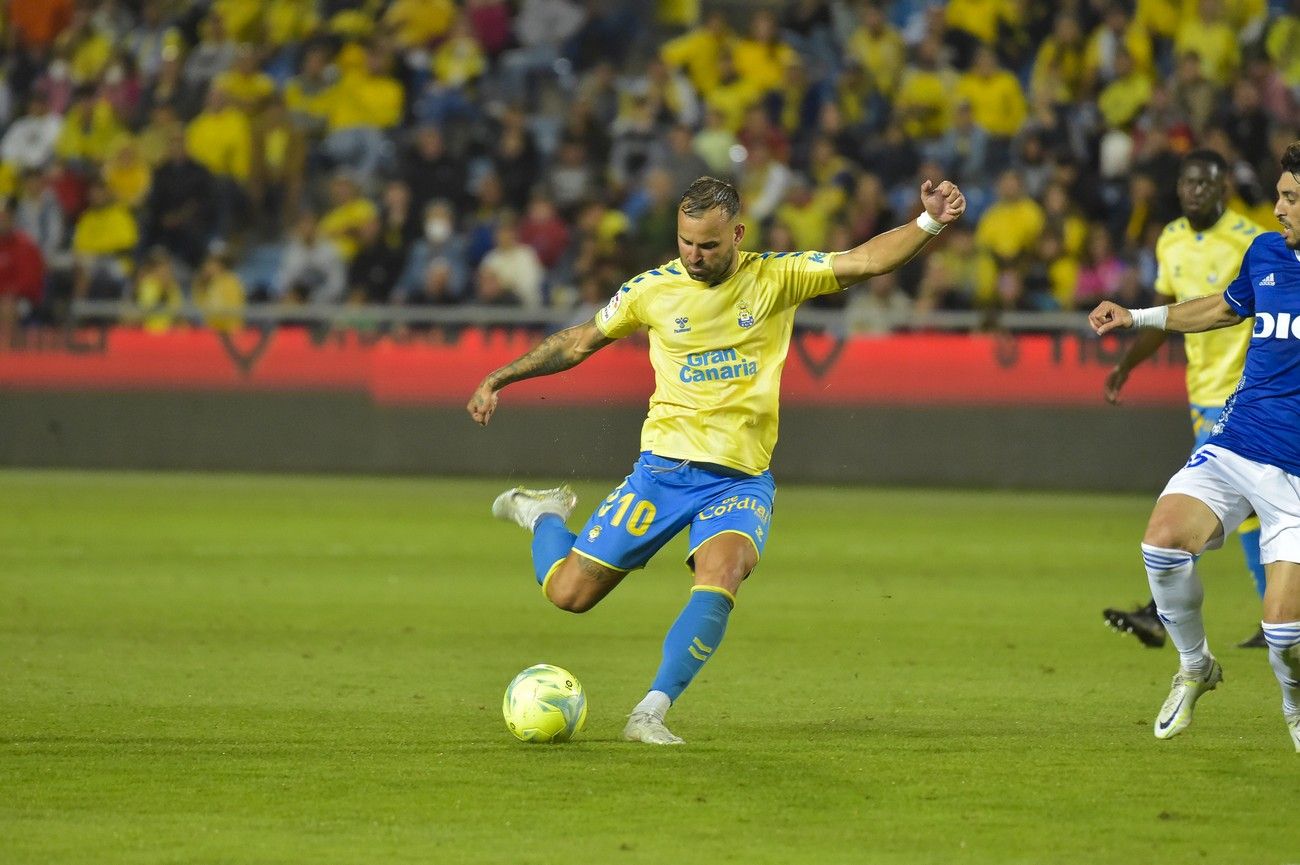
top-left (251, 97), bottom-right (307, 236)
top-left (846, 3), bottom-right (908, 98)
top-left (125, 1), bottom-right (182, 81)
top-left (775, 174), bottom-right (844, 252)
top-left (194, 247), bottom-right (246, 332)
top-left (1084, 4), bottom-right (1154, 92)
top-left (739, 140), bottom-right (792, 225)
top-left (145, 131), bottom-right (217, 271)
top-left (975, 170), bottom-right (1046, 275)
top-left (476, 266), bottom-right (521, 307)
top-left (846, 270), bottom-right (912, 335)
top-left (1216, 79), bottom-right (1273, 176)
top-left (494, 118), bottom-right (542, 211)
top-left (628, 169), bottom-right (678, 272)
top-left (609, 93), bottom-right (662, 187)
top-left (1174, 0), bottom-right (1239, 89)
top-left (319, 171), bottom-right (379, 262)
top-left (843, 171), bottom-right (896, 243)
top-left (421, 16), bottom-right (488, 123)
top-left (943, 0), bottom-right (1018, 69)
top-left (479, 216), bottom-right (545, 308)
top-left (737, 104), bottom-right (791, 166)
top-left (703, 51), bottom-right (762, 135)
top-left (640, 58), bottom-right (701, 128)
top-left (500, 0), bottom-right (587, 106)
top-left (1, 89), bottom-right (62, 172)
top-left (323, 45), bottom-right (404, 178)
top-left (0, 198), bottom-right (45, 338)
top-left (97, 50), bottom-right (143, 126)
top-left (14, 169), bottom-right (65, 267)
top-left (692, 106), bottom-right (741, 177)
top-left (184, 13), bottom-right (237, 91)
top-left (916, 226), bottom-right (994, 311)
top-left (9, 0), bottom-right (75, 52)
top-left (402, 124), bottom-right (470, 216)
top-left (954, 46), bottom-right (1026, 167)
top-left (1266, 7), bottom-right (1300, 91)
top-left (139, 42), bottom-right (204, 122)
top-left (929, 100), bottom-right (992, 190)
top-left (383, 0), bottom-right (458, 51)
top-left (1030, 14), bottom-right (1086, 105)
top-left (651, 124), bottom-right (711, 197)
top-left (545, 140), bottom-right (597, 218)
top-left (54, 87), bottom-right (124, 170)
top-left (283, 43), bottom-right (337, 140)
top-left (397, 199), bottom-right (468, 301)
top-left (347, 217), bottom-right (407, 304)
top-left (104, 140), bottom-right (152, 210)
top-left (213, 45), bottom-right (276, 117)
top-left (1041, 183), bottom-right (1089, 260)
top-left (518, 193), bottom-right (572, 270)
top-left (732, 9), bottom-right (799, 98)
top-left (1021, 232), bottom-right (1077, 310)
top-left (1097, 48), bottom-right (1153, 131)
top-left (71, 179), bottom-right (138, 300)
top-left (893, 35), bottom-right (953, 141)
top-left (467, 0), bottom-right (514, 58)
top-left (276, 211), bottom-right (346, 304)
top-left (660, 10), bottom-right (733, 95)
top-left (185, 87), bottom-right (252, 235)
top-left (1074, 224), bottom-right (1132, 309)
top-left (132, 246), bottom-right (184, 333)
top-left (1170, 51), bottom-right (1218, 140)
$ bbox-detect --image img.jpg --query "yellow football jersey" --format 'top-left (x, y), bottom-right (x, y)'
top-left (1154, 210), bottom-right (1266, 405)
top-left (595, 250), bottom-right (842, 475)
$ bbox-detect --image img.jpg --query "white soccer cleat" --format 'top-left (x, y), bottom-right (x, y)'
top-left (1286, 713), bottom-right (1300, 753)
top-left (622, 711), bottom-right (685, 745)
top-left (1153, 659), bottom-right (1222, 740)
top-left (491, 485), bottom-right (577, 531)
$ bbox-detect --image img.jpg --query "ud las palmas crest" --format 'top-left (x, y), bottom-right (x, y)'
top-left (737, 301), bottom-right (755, 328)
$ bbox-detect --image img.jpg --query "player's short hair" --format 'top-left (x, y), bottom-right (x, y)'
top-left (679, 177), bottom-right (741, 220)
top-left (1181, 148), bottom-right (1228, 176)
top-left (1282, 141), bottom-right (1300, 180)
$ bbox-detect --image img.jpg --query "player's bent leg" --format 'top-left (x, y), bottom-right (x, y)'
top-left (624, 533), bottom-right (759, 746)
top-left (542, 551), bottom-right (628, 613)
top-left (1142, 494), bottom-right (1226, 739)
top-left (1260, 561), bottom-right (1300, 751)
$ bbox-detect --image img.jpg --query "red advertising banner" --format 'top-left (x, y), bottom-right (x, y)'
top-left (0, 326), bottom-right (1191, 407)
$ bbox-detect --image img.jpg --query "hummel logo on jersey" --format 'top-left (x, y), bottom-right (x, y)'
top-left (673, 316), bottom-right (691, 333)
top-left (1260, 273), bottom-right (1276, 286)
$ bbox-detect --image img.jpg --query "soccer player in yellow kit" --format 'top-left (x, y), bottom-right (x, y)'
top-left (468, 176), bottom-right (966, 744)
top-left (1102, 150), bottom-right (1270, 649)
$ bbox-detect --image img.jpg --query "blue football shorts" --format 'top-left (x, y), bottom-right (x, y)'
top-left (570, 452), bottom-right (776, 573)
top-left (1189, 404), bottom-right (1226, 452)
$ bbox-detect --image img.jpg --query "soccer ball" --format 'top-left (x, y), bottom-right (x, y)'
top-left (502, 664), bottom-right (588, 743)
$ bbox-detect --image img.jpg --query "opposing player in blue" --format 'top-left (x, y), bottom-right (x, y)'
top-left (1089, 141), bottom-right (1300, 751)
top-left (468, 176), bottom-right (966, 744)
top-left (1101, 150), bottom-right (1270, 650)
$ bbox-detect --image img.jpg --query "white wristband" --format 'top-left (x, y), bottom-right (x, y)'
top-left (1129, 306), bottom-right (1169, 329)
top-left (915, 212), bottom-right (944, 235)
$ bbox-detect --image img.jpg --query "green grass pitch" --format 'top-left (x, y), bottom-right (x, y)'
top-left (1, 470), bottom-right (1293, 864)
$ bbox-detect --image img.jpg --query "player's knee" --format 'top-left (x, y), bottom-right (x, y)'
top-left (1142, 517), bottom-right (1200, 553)
top-left (543, 579), bottom-right (598, 614)
top-left (542, 563), bottom-right (605, 614)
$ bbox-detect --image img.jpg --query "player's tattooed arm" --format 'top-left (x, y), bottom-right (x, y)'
top-left (467, 318), bottom-right (614, 426)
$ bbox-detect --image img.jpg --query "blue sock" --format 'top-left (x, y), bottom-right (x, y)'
top-left (650, 588), bottom-right (734, 702)
top-left (531, 514), bottom-right (575, 586)
top-left (1239, 528), bottom-right (1266, 598)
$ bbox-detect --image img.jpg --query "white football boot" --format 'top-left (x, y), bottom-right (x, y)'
top-left (491, 485), bottom-right (577, 531)
top-left (623, 711), bottom-right (685, 745)
top-left (1153, 659), bottom-right (1222, 740)
top-left (1286, 713), bottom-right (1300, 753)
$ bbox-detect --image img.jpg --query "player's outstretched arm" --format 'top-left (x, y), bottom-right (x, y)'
top-left (467, 318), bottom-right (614, 426)
top-left (831, 179), bottom-right (966, 288)
top-left (1090, 295), bottom-right (1242, 337)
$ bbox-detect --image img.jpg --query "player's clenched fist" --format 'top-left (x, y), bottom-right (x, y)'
top-left (921, 179), bottom-right (966, 224)
top-left (1089, 301), bottom-right (1133, 335)
top-left (467, 381), bottom-right (499, 426)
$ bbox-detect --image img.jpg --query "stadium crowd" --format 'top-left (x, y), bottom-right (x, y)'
top-left (0, 0), bottom-right (1298, 336)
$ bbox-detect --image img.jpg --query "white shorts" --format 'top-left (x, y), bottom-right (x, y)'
top-left (1161, 444), bottom-right (1300, 565)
